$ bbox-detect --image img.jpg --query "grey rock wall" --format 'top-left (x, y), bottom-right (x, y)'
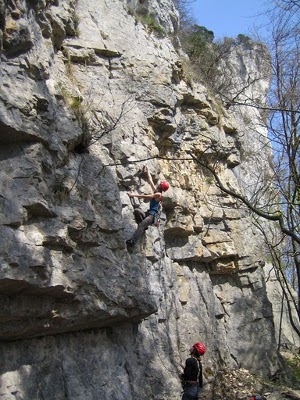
top-left (0, 0), bottom-right (287, 399)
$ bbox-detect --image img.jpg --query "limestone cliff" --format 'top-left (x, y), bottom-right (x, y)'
top-left (0, 0), bottom-right (292, 399)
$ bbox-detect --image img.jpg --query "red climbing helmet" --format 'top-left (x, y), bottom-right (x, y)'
top-left (160, 181), bottom-right (169, 192)
top-left (190, 342), bottom-right (206, 356)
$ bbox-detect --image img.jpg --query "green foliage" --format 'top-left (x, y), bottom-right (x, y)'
top-left (57, 84), bottom-right (81, 114)
top-left (177, 23), bottom-right (223, 90)
top-left (57, 82), bottom-right (91, 151)
top-left (140, 14), bottom-right (165, 37)
top-left (237, 34), bottom-right (250, 42)
top-left (185, 25), bottom-right (214, 59)
top-left (127, 6), bottom-right (165, 38)
top-left (69, 96), bottom-right (82, 113)
top-left (205, 176), bottom-right (214, 185)
top-left (236, 34), bottom-right (252, 45)
top-left (286, 354), bottom-right (300, 383)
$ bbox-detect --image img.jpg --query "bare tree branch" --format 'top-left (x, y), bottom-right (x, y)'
top-left (188, 151), bottom-right (300, 245)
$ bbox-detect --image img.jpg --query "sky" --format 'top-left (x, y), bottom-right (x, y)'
top-left (189, 0), bottom-right (269, 40)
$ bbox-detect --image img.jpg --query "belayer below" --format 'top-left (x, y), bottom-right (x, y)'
top-left (126, 166), bottom-right (169, 247)
top-left (180, 342), bottom-right (206, 400)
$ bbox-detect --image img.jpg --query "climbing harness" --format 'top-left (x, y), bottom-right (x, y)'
top-left (129, 195), bottom-right (162, 227)
top-left (149, 200), bottom-right (162, 227)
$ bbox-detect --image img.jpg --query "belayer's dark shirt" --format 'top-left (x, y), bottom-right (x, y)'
top-left (182, 357), bottom-right (203, 387)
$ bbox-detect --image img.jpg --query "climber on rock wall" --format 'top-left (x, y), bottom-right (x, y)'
top-left (180, 342), bottom-right (206, 400)
top-left (126, 166), bottom-right (169, 247)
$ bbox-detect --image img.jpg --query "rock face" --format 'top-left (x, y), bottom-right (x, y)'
top-left (0, 0), bottom-right (293, 399)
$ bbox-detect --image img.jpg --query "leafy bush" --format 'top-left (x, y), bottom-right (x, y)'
top-left (127, 6), bottom-right (165, 38)
top-left (286, 354), bottom-right (300, 383)
top-left (185, 25), bottom-right (214, 59)
top-left (141, 14), bottom-right (165, 37)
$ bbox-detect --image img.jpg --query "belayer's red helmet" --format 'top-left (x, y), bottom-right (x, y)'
top-left (190, 342), bottom-right (206, 356)
top-left (160, 181), bottom-right (169, 192)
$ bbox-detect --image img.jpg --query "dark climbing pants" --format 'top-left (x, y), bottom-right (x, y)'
top-left (181, 384), bottom-right (199, 400)
top-left (130, 208), bottom-right (154, 244)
